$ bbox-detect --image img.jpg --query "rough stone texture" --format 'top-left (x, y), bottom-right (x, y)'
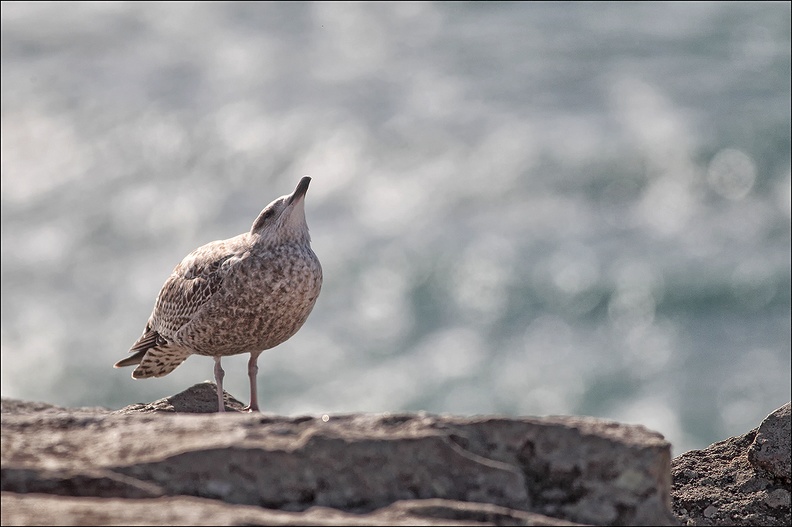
top-left (0, 493), bottom-right (583, 526)
top-left (671, 402), bottom-right (791, 526)
top-left (112, 381), bottom-right (248, 414)
top-left (0, 384), bottom-right (676, 526)
top-left (747, 403), bottom-right (791, 483)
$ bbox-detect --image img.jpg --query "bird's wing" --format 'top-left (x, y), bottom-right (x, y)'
top-left (114, 236), bottom-right (249, 375)
top-left (149, 238), bottom-right (247, 337)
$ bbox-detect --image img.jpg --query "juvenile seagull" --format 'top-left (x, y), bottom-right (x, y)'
top-left (114, 176), bottom-right (322, 412)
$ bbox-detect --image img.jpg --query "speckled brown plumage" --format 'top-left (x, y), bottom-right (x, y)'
top-left (114, 176), bottom-right (322, 412)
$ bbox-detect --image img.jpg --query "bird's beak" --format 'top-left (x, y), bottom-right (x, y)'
top-left (287, 176), bottom-right (311, 206)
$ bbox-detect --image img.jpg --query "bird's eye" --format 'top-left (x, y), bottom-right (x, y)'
top-left (252, 207), bottom-right (277, 232)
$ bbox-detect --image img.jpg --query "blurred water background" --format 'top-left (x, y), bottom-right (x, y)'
top-left (1, 2), bottom-right (790, 455)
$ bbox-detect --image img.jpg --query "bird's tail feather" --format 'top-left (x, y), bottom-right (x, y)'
top-left (114, 326), bottom-right (191, 378)
top-left (113, 349), bottom-right (148, 368)
top-left (130, 345), bottom-right (192, 379)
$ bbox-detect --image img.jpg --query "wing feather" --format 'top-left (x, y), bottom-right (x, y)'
top-left (150, 238), bottom-right (248, 336)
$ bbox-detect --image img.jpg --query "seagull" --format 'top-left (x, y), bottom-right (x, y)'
top-left (114, 176), bottom-right (322, 412)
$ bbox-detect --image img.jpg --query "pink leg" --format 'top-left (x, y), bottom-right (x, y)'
top-left (214, 356), bottom-right (226, 413)
top-left (244, 351), bottom-right (263, 412)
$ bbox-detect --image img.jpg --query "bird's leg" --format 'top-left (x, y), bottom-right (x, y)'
top-left (214, 356), bottom-right (226, 413)
top-left (243, 351), bottom-right (263, 412)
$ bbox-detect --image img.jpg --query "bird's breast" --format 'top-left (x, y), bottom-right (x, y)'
top-left (176, 244), bottom-right (322, 356)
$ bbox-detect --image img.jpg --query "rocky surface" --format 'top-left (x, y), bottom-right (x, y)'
top-left (1, 383), bottom-right (674, 526)
top-left (0, 494), bottom-right (579, 526)
top-left (1, 384), bottom-right (788, 526)
top-left (748, 403), bottom-right (791, 484)
top-left (671, 402), bottom-right (791, 526)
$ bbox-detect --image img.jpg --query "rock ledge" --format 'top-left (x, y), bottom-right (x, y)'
top-left (2, 384), bottom-right (789, 526)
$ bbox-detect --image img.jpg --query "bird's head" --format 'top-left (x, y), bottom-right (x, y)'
top-left (250, 176), bottom-right (313, 245)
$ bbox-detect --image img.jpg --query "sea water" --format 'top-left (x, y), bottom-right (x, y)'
top-left (1, 2), bottom-right (790, 455)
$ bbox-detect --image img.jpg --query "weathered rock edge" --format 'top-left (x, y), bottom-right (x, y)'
top-left (671, 402), bottom-right (791, 526)
top-left (0, 493), bottom-right (583, 526)
top-left (2, 383), bottom-right (676, 526)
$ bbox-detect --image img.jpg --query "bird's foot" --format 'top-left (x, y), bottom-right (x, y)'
top-left (242, 404), bottom-right (260, 413)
